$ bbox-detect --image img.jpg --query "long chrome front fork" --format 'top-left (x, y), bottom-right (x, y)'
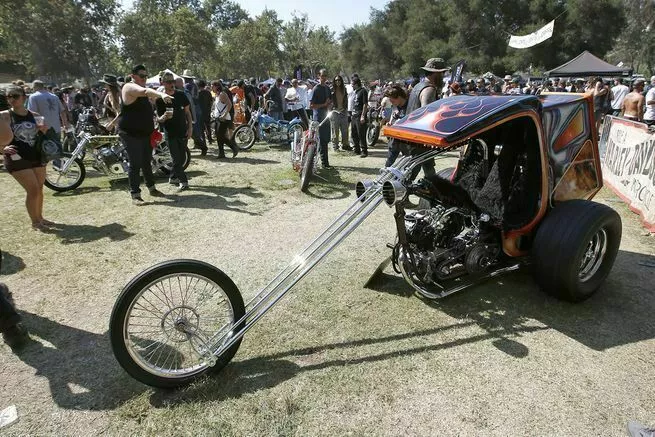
top-left (202, 149), bottom-right (448, 362)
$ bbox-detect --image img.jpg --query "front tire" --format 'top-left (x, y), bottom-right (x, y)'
top-left (532, 200), bottom-right (622, 302)
top-left (109, 260), bottom-right (246, 388)
top-left (234, 125), bottom-right (256, 150)
top-left (300, 144), bottom-right (316, 192)
top-left (366, 124), bottom-right (380, 148)
top-left (44, 154), bottom-right (86, 192)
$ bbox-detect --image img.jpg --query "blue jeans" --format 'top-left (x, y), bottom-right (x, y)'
top-left (313, 108), bottom-right (331, 165)
top-left (166, 135), bottom-right (188, 184)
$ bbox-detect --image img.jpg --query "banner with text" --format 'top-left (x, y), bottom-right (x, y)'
top-left (600, 116), bottom-right (655, 232)
top-left (508, 20), bottom-right (555, 49)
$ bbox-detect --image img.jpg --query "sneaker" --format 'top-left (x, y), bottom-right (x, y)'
top-left (231, 147), bottom-right (239, 158)
top-left (2, 323), bottom-right (29, 350)
top-left (200, 148), bottom-right (208, 156)
top-left (132, 196), bottom-right (146, 206)
top-left (353, 150), bottom-right (361, 155)
top-left (177, 183), bottom-right (189, 192)
top-left (217, 154), bottom-right (227, 159)
top-left (342, 146), bottom-right (353, 151)
top-left (148, 188), bottom-right (164, 197)
top-left (168, 177), bottom-right (180, 185)
top-left (628, 421), bottom-right (655, 437)
top-left (360, 152), bottom-right (368, 158)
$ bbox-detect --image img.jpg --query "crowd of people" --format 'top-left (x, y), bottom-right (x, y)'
top-left (2, 60), bottom-right (655, 212)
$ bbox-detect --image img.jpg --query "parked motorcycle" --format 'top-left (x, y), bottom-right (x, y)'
top-left (291, 111), bottom-right (333, 192)
top-left (366, 107), bottom-right (382, 148)
top-left (44, 132), bottom-right (190, 192)
top-left (233, 107), bottom-right (304, 150)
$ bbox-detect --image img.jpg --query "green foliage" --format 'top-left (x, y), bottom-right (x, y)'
top-left (341, 0), bottom-right (628, 79)
top-left (0, 0), bottom-right (118, 79)
top-left (0, 0), bottom-right (649, 84)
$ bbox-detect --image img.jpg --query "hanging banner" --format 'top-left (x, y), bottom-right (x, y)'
top-left (449, 59), bottom-right (466, 85)
top-left (508, 20), bottom-right (555, 49)
top-left (599, 116), bottom-right (655, 232)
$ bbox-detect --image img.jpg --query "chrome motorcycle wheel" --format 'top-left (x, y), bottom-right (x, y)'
top-left (154, 142), bottom-right (191, 176)
top-left (110, 260), bottom-right (245, 388)
top-left (234, 125), bottom-right (256, 150)
top-left (44, 154), bottom-right (86, 192)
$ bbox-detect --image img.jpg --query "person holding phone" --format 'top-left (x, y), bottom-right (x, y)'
top-left (155, 72), bottom-right (192, 191)
top-left (0, 86), bottom-right (54, 231)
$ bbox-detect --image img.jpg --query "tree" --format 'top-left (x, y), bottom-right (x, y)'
top-left (199, 0), bottom-right (249, 30)
top-left (0, 0), bottom-right (118, 80)
top-left (212, 9), bottom-right (283, 78)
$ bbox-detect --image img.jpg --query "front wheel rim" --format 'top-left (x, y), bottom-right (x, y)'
top-left (579, 228), bottom-right (608, 282)
top-left (123, 273), bottom-right (236, 379)
top-left (45, 158), bottom-right (81, 188)
top-left (236, 128), bottom-right (254, 147)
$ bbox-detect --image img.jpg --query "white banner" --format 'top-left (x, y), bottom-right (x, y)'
top-left (508, 20), bottom-right (555, 49)
top-left (600, 116), bottom-right (655, 232)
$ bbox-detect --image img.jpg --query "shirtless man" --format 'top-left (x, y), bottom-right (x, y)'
top-left (621, 80), bottom-right (645, 123)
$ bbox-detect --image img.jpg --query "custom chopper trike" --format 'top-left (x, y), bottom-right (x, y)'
top-left (110, 92), bottom-right (622, 388)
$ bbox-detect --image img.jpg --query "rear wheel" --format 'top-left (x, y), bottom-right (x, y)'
top-left (44, 154), bottom-right (86, 192)
top-left (300, 144), bottom-right (316, 192)
top-left (532, 200), bottom-right (622, 302)
top-left (234, 125), bottom-right (256, 150)
top-left (109, 260), bottom-right (245, 389)
top-left (155, 143), bottom-right (191, 176)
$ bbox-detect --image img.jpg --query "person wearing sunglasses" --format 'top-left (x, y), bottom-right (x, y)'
top-left (118, 64), bottom-right (172, 205)
top-left (1, 86), bottom-right (55, 231)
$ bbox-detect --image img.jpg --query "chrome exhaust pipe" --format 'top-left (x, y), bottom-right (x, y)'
top-left (382, 180), bottom-right (407, 206)
top-left (355, 180), bottom-right (375, 201)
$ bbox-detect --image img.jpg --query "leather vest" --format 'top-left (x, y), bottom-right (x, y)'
top-left (406, 80), bottom-right (437, 114)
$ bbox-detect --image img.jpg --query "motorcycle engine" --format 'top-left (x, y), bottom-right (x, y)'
top-left (262, 122), bottom-right (282, 141)
top-left (399, 203), bottom-right (499, 284)
top-left (95, 143), bottom-right (129, 175)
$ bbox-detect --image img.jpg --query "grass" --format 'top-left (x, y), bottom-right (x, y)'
top-left (1, 141), bottom-right (654, 436)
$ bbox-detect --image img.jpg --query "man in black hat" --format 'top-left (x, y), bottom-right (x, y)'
top-left (403, 57), bottom-right (450, 178)
top-left (118, 64), bottom-right (172, 205)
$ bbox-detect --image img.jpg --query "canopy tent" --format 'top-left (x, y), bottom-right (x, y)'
top-left (545, 51), bottom-right (632, 78)
top-left (146, 69), bottom-right (181, 86)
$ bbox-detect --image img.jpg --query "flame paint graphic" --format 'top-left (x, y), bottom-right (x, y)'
top-left (397, 96), bottom-right (521, 136)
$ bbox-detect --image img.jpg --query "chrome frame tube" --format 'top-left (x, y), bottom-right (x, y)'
top-left (205, 147), bottom-right (456, 359)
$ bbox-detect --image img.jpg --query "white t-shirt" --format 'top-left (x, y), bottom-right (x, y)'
top-left (346, 84), bottom-right (355, 112)
top-left (610, 84), bottom-right (629, 110)
top-left (645, 87), bottom-right (655, 121)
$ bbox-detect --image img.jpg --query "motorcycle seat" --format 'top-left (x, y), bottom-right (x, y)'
top-left (278, 120), bottom-right (290, 125)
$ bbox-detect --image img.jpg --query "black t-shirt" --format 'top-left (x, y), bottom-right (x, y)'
top-left (311, 84), bottom-right (331, 108)
top-left (352, 87), bottom-right (367, 114)
top-left (156, 90), bottom-right (190, 138)
top-left (266, 86), bottom-right (283, 111)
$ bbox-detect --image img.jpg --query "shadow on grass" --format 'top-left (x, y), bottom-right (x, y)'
top-left (152, 185), bottom-right (266, 215)
top-left (1, 251), bottom-right (26, 274)
top-left (367, 249), bottom-right (655, 352)
top-left (149, 319), bottom-right (547, 408)
top-left (14, 311), bottom-right (145, 410)
top-left (43, 222), bottom-right (135, 244)
top-left (303, 169), bottom-right (353, 200)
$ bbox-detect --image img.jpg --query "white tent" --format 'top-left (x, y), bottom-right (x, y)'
top-left (146, 69), bottom-right (181, 87)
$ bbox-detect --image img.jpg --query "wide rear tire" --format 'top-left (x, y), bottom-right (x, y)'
top-left (532, 200), bottom-right (622, 302)
top-left (109, 260), bottom-right (245, 388)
